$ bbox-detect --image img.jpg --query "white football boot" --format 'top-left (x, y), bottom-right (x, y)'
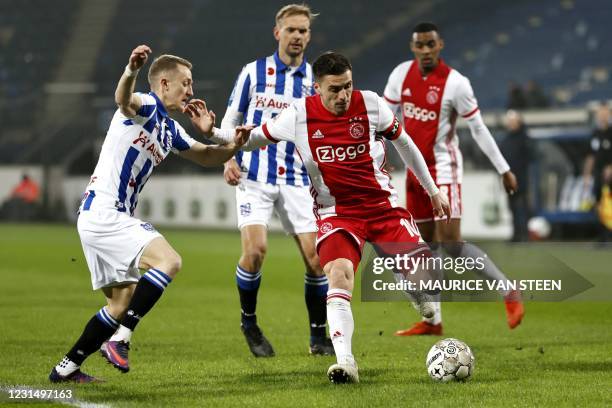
top-left (327, 359), bottom-right (359, 384)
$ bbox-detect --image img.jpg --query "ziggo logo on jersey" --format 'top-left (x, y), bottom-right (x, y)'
top-left (316, 144), bottom-right (367, 162)
top-left (403, 102), bottom-right (437, 122)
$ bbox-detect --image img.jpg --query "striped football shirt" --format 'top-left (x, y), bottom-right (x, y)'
top-left (223, 51), bottom-right (313, 186)
top-left (79, 92), bottom-right (196, 215)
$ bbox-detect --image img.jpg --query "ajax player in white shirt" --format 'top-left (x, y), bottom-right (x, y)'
top-left (383, 22), bottom-right (524, 336)
top-left (49, 45), bottom-right (246, 382)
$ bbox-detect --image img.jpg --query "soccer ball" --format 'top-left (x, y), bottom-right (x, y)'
top-left (527, 216), bottom-right (551, 240)
top-left (426, 338), bottom-right (475, 382)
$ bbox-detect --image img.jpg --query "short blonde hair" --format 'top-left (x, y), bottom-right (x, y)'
top-left (147, 54), bottom-right (193, 85)
top-left (275, 3), bottom-right (318, 26)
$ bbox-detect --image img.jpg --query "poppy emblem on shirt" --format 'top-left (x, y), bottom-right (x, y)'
top-left (267, 67), bottom-right (275, 75)
top-left (349, 122), bottom-right (366, 139)
top-left (426, 90), bottom-right (439, 105)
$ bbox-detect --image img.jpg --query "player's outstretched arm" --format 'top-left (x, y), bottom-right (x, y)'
top-left (179, 142), bottom-right (240, 167)
top-left (199, 100), bottom-right (297, 152)
top-left (198, 124), bottom-right (270, 151)
top-left (182, 98), bottom-right (265, 151)
top-left (115, 44), bottom-right (151, 117)
top-left (178, 127), bottom-right (250, 167)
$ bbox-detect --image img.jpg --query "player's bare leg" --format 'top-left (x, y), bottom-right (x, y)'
top-left (438, 220), bottom-right (524, 329)
top-left (395, 220), bottom-right (444, 336)
top-left (101, 237), bottom-right (181, 372)
top-left (294, 232), bottom-right (334, 355)
top-left (236, 224), bottom-right (274, 357)
top-left (417, 220), bottom-right (437, 243)
top-left (325, 258), bottom-right (359, 384)
top-left (103, 284), bottom-right (136, 320)
top-left (50, 284), bottom-right (135, 383)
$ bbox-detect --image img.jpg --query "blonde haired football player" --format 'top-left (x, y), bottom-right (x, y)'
top-left (220, 4), bottom-right (333, 357)
top-left (49, 45), bottom-right (247, 382)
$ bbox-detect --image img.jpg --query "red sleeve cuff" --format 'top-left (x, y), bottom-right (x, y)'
top-left (462, 107), bottom-right (479, 119)
top-left (262, 123), bottom-right (280, 143)
top-left (384, 95), bottom-right (400, 104)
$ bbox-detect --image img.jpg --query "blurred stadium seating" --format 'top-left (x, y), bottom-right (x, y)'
top-left (362, 0), bottom-right (612, 107)
top-left (0, 0), bottom-right (609, 236)
top-left (0, 0), bottom-right (79, 160)
top-left (2, 0), bottom-right (610, 159)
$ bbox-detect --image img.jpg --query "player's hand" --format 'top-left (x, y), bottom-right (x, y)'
top-left (431, 192), bottom-right (451, 222)
top-left (502, 171), bottom-right (518, 195)
top-left (128, 45), bottom-right (151, 71)
top-left (233, 125), bottom-right (253, 147)
top-left (223, 158), bottom-right (241, 186)
top-left (183, 99), bottom-right (216, 135)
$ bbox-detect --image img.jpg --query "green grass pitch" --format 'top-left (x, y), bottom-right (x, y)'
top-left (0, 223), bottom-right (611, 407)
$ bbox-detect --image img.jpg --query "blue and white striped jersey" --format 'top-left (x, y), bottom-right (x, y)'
top-left (222, 51), bottom-right (313, 186)
top-left (79, 92), bottom-right (196, 215)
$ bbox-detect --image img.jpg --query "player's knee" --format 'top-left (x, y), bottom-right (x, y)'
top-left (324, 258), bottom-right (353, 290)
top-left (163, 252), bottom-right (182, 278)
top-left (241, 244), bottom-right (267, 271)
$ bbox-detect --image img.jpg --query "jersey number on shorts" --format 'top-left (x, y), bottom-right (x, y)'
top-left (400, 218), bottom-right (419, 237)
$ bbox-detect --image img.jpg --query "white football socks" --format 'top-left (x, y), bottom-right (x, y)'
top-left (109, 325), bottom-right (132, 343)
top-left (459, 243), bottom-right (511, 297)
top-left (423, 296), bottom-right (442, 325)
top-left (55, 356), bottom-right (79, 376)
top-left (326, 288), bottom-right (355, 365)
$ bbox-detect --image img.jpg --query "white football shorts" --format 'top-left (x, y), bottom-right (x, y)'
top-left (77, 209), bottom-right (162, 290)
top-left (235, 179), bottom-right (316, 234)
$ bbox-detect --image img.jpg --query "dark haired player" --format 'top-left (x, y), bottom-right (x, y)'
top-left (384, 22), bottom-right (524, 336)
top-left (207, 51), bottom-right (450, 383)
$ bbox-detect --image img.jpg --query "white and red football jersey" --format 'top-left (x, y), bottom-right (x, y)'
top-left (255, 90), bottom-right (404, 219)
top-left (384, 59), bottom-right (479, 185)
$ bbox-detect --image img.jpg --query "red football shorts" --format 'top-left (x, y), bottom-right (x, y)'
top-left (316, 207), bottom-right (426, 273)
top-left (405, 171), bottom-right (462, 223)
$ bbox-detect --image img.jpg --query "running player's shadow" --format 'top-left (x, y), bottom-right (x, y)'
top-left (236, 368), bottom-right (329, 387)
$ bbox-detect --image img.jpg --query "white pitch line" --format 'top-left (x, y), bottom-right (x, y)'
top-left (1, 385), bottom-right (112, 408)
